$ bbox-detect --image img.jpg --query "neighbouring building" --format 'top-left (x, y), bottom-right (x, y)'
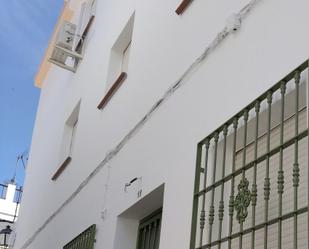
top-left (14, 0), bottom-right (309, 249)
top-left (0, 182), bottom-right (22, 248)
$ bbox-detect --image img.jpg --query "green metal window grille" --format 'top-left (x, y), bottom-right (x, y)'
top-left (63, 224), bottom-right (96, 249)
top-left (190, 60), bottom-right (309, 249)
top-left (136, 209), bottom-right (162, 249)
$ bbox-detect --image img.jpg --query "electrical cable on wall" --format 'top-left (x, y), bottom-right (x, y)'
top-left (20, 1), bottom-right (262, 248)
top-left (100, 164), bottom-right (111, 220)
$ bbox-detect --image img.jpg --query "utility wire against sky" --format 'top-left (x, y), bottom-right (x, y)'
top-left (0, 0), bottom-right (63, 185)
top-left (11, 150), bottom-right (28, 184)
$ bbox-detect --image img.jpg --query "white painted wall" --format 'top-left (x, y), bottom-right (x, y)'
top-left (0, 184), bottom-right (20, 223)
top-left (0, 183), bottom-right (20, 248)
top-left (14, 0), bottom-right (309, 249)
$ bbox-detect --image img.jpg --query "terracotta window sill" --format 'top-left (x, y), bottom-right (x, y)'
top-left (175, 0), bottom-right (193, 15)
top-left (97, 72), bottom-right (127, 110)
top-left (51, 156), bottom-right (72, 181)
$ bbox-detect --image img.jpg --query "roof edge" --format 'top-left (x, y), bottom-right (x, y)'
top-left (34, 2), bottom-right (74, 88)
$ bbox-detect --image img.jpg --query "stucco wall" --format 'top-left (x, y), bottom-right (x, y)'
top-left (14, 0), bottom-right (309, 248)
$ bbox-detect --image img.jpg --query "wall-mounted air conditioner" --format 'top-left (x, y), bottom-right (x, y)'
top-left (49, 21), bottom-right (84, 73)
top-left (49, 0), bottom-right (96, 73)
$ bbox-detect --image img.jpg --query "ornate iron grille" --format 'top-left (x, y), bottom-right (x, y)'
top-left (63, 224), bottom-right (96, 249)
top-left (190, 60), bottom-right (309, 249)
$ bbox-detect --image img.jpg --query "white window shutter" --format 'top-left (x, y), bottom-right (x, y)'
top-left (79, 0), bottom-right (96, 36)
top-left (74, 0), bottom-right (96, 49)
top-left (77, 2), bottom-right (87, 37)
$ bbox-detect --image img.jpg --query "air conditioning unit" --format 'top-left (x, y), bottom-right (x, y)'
top-left (49, 21), bottom-right (83, 73)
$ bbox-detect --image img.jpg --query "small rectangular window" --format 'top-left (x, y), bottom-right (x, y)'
top-left (106, 13), bottom-right (134, 90)
top-left (0, 184), bottom-right (7, 199)
top-left (121, 41), bottom-right (132, 73)
top-left (13, 187), bottom-right (22, 203)
top-left (136, 209), bottom-right (162, 249)
top-left (68, 119), bottom-right (78, 156)
top-left (52, 101), bottom-right (81, 181)
top-left (63, 105), bottom-right (80, 159)
top-left (97, 13), bottom-right (135, 110)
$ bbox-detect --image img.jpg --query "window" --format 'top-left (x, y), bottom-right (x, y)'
top-left (63, 224), bottom-right (96, 249)
top-left (97, 13), bottom-right (135, 110)
top-left (136, 209), bottom-right (162, 249)
top-left (52, 101), bottom-right (81, 181)
top-left (190, 61), bottom-right (309, 249)
top-left (121, 41), bottom-right (132, 73)
top-left (68, 119), bottom-right (78, 156)
top-left (0, 184), bottom-right (7, 199)
top-left (13, 187), bottom-right (22, 203)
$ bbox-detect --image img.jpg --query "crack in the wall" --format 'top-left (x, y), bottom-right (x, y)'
top-left (19, 1), bottom-right (261, 248)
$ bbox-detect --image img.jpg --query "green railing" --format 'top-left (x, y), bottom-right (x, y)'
top-left (63, 224), bottom-right (96, 249)
top-left (190, 60), bottom-right (309, 249)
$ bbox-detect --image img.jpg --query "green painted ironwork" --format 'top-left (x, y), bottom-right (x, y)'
top-left (277, 81), bottom-right (286, 249)
top-left (235, 178), bottom-right (251, 224)
top-left (217, 125), bottom-right (228, 249)
top-left (208, 132), bottom-right (219, 246)
top-left (293, 70), bottom-right (300, 249)
top-left (228, 118), bottom-right (238, 249)
top-left (136, 209), bottom-right (162, 249)
top-left (63, 224), bottom-right (96, 249)
top-left (251, 100), bottom-right (260, 249)
top-left (190, 60), bottom-right (309, 249)
top-left (199, 139), bottom-right (209, 247)
top-left (264, 90), bottom-right (272, 249)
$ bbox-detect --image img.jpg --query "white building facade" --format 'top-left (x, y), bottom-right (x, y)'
top-left (0, 183), bottom-right (22, 248)
top-left (14, 0), bottom-right (309, 249)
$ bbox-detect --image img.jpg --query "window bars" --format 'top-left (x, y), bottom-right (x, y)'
top-left (63, 224), bottom-right (96, 249)
top-left (136, 209), bottom-right (162, 249)
top-left (190, 60), bottom-right (309, 249)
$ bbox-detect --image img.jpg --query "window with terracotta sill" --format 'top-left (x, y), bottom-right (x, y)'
top-left (97, 13), bottom-right (135, 110)
top-left (52, 101), bottom-right (81, 181)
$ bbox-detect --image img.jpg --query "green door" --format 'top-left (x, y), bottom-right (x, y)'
top-left (136, 209), bottom-right (162, 249)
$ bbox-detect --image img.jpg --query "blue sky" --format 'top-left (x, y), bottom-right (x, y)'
top-left (0, 0), bottom-right (63, 186)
